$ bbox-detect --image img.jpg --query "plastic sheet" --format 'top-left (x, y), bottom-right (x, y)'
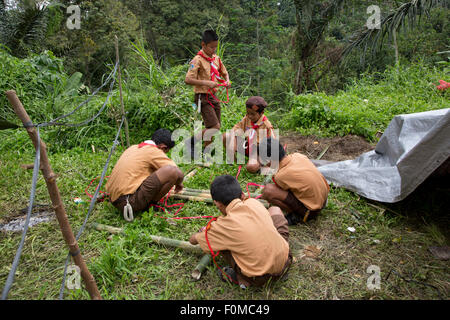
top-left (318, 108), bottom-right (450, 203)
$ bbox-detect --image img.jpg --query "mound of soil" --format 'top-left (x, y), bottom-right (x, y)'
top-left (280, 133), bottom-right (375, 162)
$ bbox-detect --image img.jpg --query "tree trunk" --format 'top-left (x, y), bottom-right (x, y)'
top-left (292, 0), bottom-right (343, 93)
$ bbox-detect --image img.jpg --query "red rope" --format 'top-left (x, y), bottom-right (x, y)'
top-left (204, 217), bottom-right (240, 285)
top-left (148, 189), bottom-right (214, 220)
top-left (205, 83), bottom-right (229, 109)
top-left (235, 165), bottom-right (242, 179)
top-left (85, 176), bottom-right (110, 201)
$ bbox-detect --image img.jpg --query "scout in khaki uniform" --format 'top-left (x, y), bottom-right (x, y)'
top-left (259, 138), bottom-right (330, 225)
top-left (189, 175), bottom-right (291, 288)
top-left (223, 96), bottom-right (276, 173)
top-left (185, 29), bottom-right (231, 151)
top-left (106, 129), bottom-right (184, 220)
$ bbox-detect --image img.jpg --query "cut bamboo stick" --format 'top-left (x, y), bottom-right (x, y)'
top-left (92, 223), bottom-right (203, 254)
top-left (316, 145), bottom-right (330, 160)
top-left (170, 194), bottom-right (214, 203)
top-left (183, 168), bottom-right (198, 181)
top-left (191, 254), bottom-right (212, 281)
top-left (92, 223), bottom-right (212, 280)
top-left (169, 192), bottom-right (270, 208)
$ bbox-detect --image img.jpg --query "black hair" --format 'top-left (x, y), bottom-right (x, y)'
top-left (202, 30), bottom-right (219, 44)
top-left (257, 137), bottom-right (286, 163)
top-left (210, 175), bottom-right (242, 206)
top-left (245, 96), bottom-right (268, 114)
top-left (152, 129), bottom-right (175, 149)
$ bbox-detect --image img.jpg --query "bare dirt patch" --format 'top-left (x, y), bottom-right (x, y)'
top-left (280, 133), bottom-right (376, 162)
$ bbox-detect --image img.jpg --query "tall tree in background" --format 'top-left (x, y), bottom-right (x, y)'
top-left (0, 0), bottom-right (60, 57)
top-left (292, 0), bottom-right (344, 94)
top-left (46, 0), bottom-right (140, 88)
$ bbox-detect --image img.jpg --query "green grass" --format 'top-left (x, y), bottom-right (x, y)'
top-left (0, 142), bottom-right (448, 300)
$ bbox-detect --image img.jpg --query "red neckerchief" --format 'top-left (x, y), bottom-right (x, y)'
top-left (250, 115), bottom-right (267, 130)
top-left (197, 50), bottom-right (225, 84)
top-left (138, 140), bottom-right (157, 148)
top-left (197, 50), bottom-right (229, 109)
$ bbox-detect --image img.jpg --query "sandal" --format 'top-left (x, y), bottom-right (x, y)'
top-left (217, 266), bottom-right (238, 284)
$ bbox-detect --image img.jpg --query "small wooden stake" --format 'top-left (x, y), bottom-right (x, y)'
top-left (114, 35), bottom-right (130, 148)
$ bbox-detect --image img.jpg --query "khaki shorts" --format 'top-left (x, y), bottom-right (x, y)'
top-left (195, 93), bottom-right (221, 128)
top-left (284, 191), bottom-right (322, 222)
top-left (112, 172), bottom-right (162, 213)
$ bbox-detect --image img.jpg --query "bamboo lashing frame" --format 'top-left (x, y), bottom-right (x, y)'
top-left (6, 90), bottom-right (102, 300)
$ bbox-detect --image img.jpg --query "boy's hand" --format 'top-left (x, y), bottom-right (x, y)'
top-left (189, 233), bottom-right (199, 245)
top-left (174, 183), bottom-right (184, 193)
top-left (205, 81), bottom-right (218, 89)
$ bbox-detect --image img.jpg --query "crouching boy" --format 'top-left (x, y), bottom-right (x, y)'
top-left (189, 175), bottom-right (291, 288)
top-left (223, 96), bottom-right (276, 173)
top-left (105, 129), bottom-right (184, 220)
top-left (259, 138), bottom-right (329, 225)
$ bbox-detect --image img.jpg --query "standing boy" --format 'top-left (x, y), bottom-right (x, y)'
top-left (259, 138), bottom-right (329, 225)
top-left (105, 129), bottom-right (184, 220)
top-left (189, 175), bottom-right (291, 288)
top-left (185, 29), bottom-right (231, 149)
top-left (223, 96), bottom-right (276, 173)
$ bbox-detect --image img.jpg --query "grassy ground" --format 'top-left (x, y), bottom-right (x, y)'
top-left (0, 134), bottom-right (448, 300)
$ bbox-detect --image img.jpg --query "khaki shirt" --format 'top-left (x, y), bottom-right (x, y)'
top-left (232, 114), bottom-right (276, 144)
top-left (105, 144), bottom-right (177, 202)
top-left (195, 198), bottom-right (289, 277)
top-left (186, 50), bottom-right (229, 94)
top-left (273, 153), bottom-right (329, 210)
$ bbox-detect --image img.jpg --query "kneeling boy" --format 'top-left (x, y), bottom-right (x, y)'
top-left (223, 96), bottom-right (276, 173)
top-left (189, 175), bottom-right (291, 288)
top-left (259, 138), bottom-right (329, 225)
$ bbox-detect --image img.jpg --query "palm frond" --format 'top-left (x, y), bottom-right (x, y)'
top-left (342, 0), bottom-right (445, 60)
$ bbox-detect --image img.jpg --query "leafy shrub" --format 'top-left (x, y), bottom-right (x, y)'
top-left (284, 62), bottom-right (449, 141)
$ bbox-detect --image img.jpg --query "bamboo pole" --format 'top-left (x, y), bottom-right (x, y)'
top-left (169, 192), bottom-right (270, 208)
top-left (92, 223), bottom-right (212, 280)
top-left (183, 168), bottom-right (198, 182)
top-left (114, 35), bottom-right (130, 148)
top-left (170, 194), bottom-right (214, 203)
top-left (6, 90), bottom-right (102, 300)
top-left (182, 187), bottom-right (261, 198)
top-left (316, 145), bottom-right (330, 160)
top-left (92, 223), bottom-right (203, 254)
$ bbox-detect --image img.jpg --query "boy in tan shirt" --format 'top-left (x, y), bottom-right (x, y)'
top-left (189, 175), bottom-right (291, 288)
top-left (223, 96), bottom-right (276, 173)
top-left (258, 138), bottom-right (330, 225)
top-left (185, 29), bottom-right (230, 152)
top-left (106, 129), bottom-right (184, 219)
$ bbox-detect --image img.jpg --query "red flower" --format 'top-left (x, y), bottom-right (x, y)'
top-left (436, 80), bottom-right (450, 91)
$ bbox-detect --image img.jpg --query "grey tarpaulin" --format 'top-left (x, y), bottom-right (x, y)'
top-left (317, 108), bottom-right (450, 203)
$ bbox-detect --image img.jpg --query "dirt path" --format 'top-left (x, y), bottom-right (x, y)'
top-left (280, 132), bottom-right (375, 162)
